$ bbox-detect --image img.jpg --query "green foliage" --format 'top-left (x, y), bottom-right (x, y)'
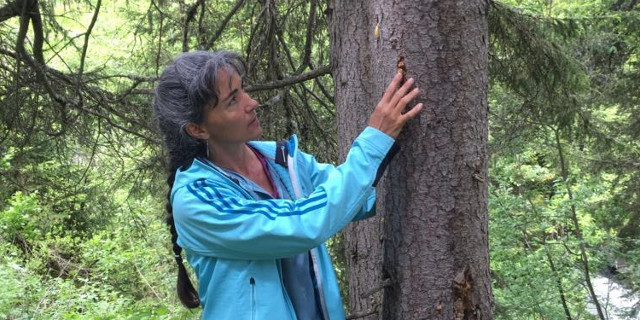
top-left (489, 1), bottom-right (640, 318)
top-left (1, 191), bottom-right (41, 245)
top-left (0, 194), bottom-right (200, 319)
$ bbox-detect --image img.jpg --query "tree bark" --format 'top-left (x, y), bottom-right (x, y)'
top-left (329, 1), bottom-right (493, 319)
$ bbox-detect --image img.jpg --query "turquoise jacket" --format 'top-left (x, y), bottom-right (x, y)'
top-left (171, 127), bottom-right (396, 319)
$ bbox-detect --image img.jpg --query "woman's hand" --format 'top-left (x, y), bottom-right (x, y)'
top-left (368, 73), bottom-right (424, 139)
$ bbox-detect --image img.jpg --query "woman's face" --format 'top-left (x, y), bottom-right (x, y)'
top-left (200, 68), bottom-right (262, 146)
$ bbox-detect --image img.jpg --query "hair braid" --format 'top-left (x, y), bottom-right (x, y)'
top-left (166, 169), bottom-right (200, 308)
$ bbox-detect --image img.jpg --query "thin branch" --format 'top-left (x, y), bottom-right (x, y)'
top-left (301, 81), bottom-right (334, 116)
top-left (196, 0), bottom-right (206, 46)
top-left (73, 102), bottom-right (159, 145)
top-left (346, 309), bottom-right (378, 320)
top-left (575, 155), bottom-right (640, 170)
top-left (202, 0), bottom-right (245, 50)
top-left (295, 0), bottom-right (316, 73)
top-left (276, 26), bottom-right (297, 69)
top-left (182, 0), bottom-right (201, 52)
top-left (2, 48), bottom-right (158, 143)
top-left (314, 75), bottom-right (334, 103)
top-left (78, 0), bottom-right (101, 77)
top-left (76, 119), bottom-right (101, 188)
top-left (359, 278), bottom-right (393, 299)
top-left (554, 129), bottom-right (606, 320)
top-left (245, 65), bottom-right (330, 92)
top-left (291, 84), bottom-right (334, 136)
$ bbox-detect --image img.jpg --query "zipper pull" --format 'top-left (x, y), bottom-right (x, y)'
top-left (250, 277), bottom-right (255, 285)
top-left (280, 145), bottom-right (286, 161)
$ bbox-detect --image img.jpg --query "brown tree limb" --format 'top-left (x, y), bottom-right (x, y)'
top-left (0, 0), bottom-right (20, 23)
top-left (16, 0), bottom-right (30, 56)
top-left (245, 65), bottom-right (330, 92)
top-left (28, 0), bottom-right (44, 65)
top-left (15, 0), bottom-right (66, 109)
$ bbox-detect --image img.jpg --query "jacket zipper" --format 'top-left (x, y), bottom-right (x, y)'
top-left (309, 249), bottom-right (330, 320)
top-left (250, 277), bottom-right (256, 320)
top-left (280, 145), bottom-right (286, 162)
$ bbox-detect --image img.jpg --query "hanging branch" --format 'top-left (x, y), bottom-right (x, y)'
top-left (78, 0), bottom-right (101, 77)
top-left (276, 25), bottom-right (297, 69)
top-left (313, 75), bottom-right (334, 103)
top-left (202, 0), bottom-right (245, 50)
top-left (553, 127), bottom-right (606, 320)
top-left (244, 1), bottom-right (264, 68)
top-left (295, 0), bottom-right (316, 73)
top-left (196, 0), bottom-right (206, 46)
top-left (182, 0), bottom-right (201, 52)
top-left (3, 46), bottom-right (159, 144)
top-left (525, 196), bottom-right (573, 320)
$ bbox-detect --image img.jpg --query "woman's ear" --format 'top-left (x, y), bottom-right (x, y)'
top-left (185, 123), bottom-right (210, 140)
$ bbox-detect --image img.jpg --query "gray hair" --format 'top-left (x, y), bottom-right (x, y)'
top-left (153, 50), bottom-right (246, 170)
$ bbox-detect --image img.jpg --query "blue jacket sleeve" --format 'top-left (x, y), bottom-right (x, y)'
top-left (172, 127), bottom-right (395, 260)
top-left (297, 150), bottom-right (376, 222)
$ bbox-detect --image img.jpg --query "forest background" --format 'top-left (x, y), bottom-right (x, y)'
top-left (0, 0), bottom-right (638, 319)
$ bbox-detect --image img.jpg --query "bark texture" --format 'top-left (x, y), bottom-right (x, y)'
top-left (329, 1), bottom-right (493, 319)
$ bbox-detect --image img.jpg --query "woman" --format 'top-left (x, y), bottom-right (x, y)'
top-left (153, 51), bottom-right (422, 319)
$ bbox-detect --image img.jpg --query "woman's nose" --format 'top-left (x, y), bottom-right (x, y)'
top-left (246, 95), bottom-right (259, 112)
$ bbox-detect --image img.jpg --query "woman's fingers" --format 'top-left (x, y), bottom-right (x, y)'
top-left (389, 77), bottom-right (415, 108)
top-left (402, 103), bottom-right (424, 122)
top-left (368, 73), bottom-right (424, 139)
top-left (381, 73), bottom-right (403, 103)
top-left (398, 87), bottom-right (420, 110)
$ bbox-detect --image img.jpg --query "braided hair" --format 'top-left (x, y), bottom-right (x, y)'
top-left (152, 50), bottom-right (246, 308)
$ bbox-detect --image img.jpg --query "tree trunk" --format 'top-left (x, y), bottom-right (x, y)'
top-left (329, 1), bottom-right (493, 319)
